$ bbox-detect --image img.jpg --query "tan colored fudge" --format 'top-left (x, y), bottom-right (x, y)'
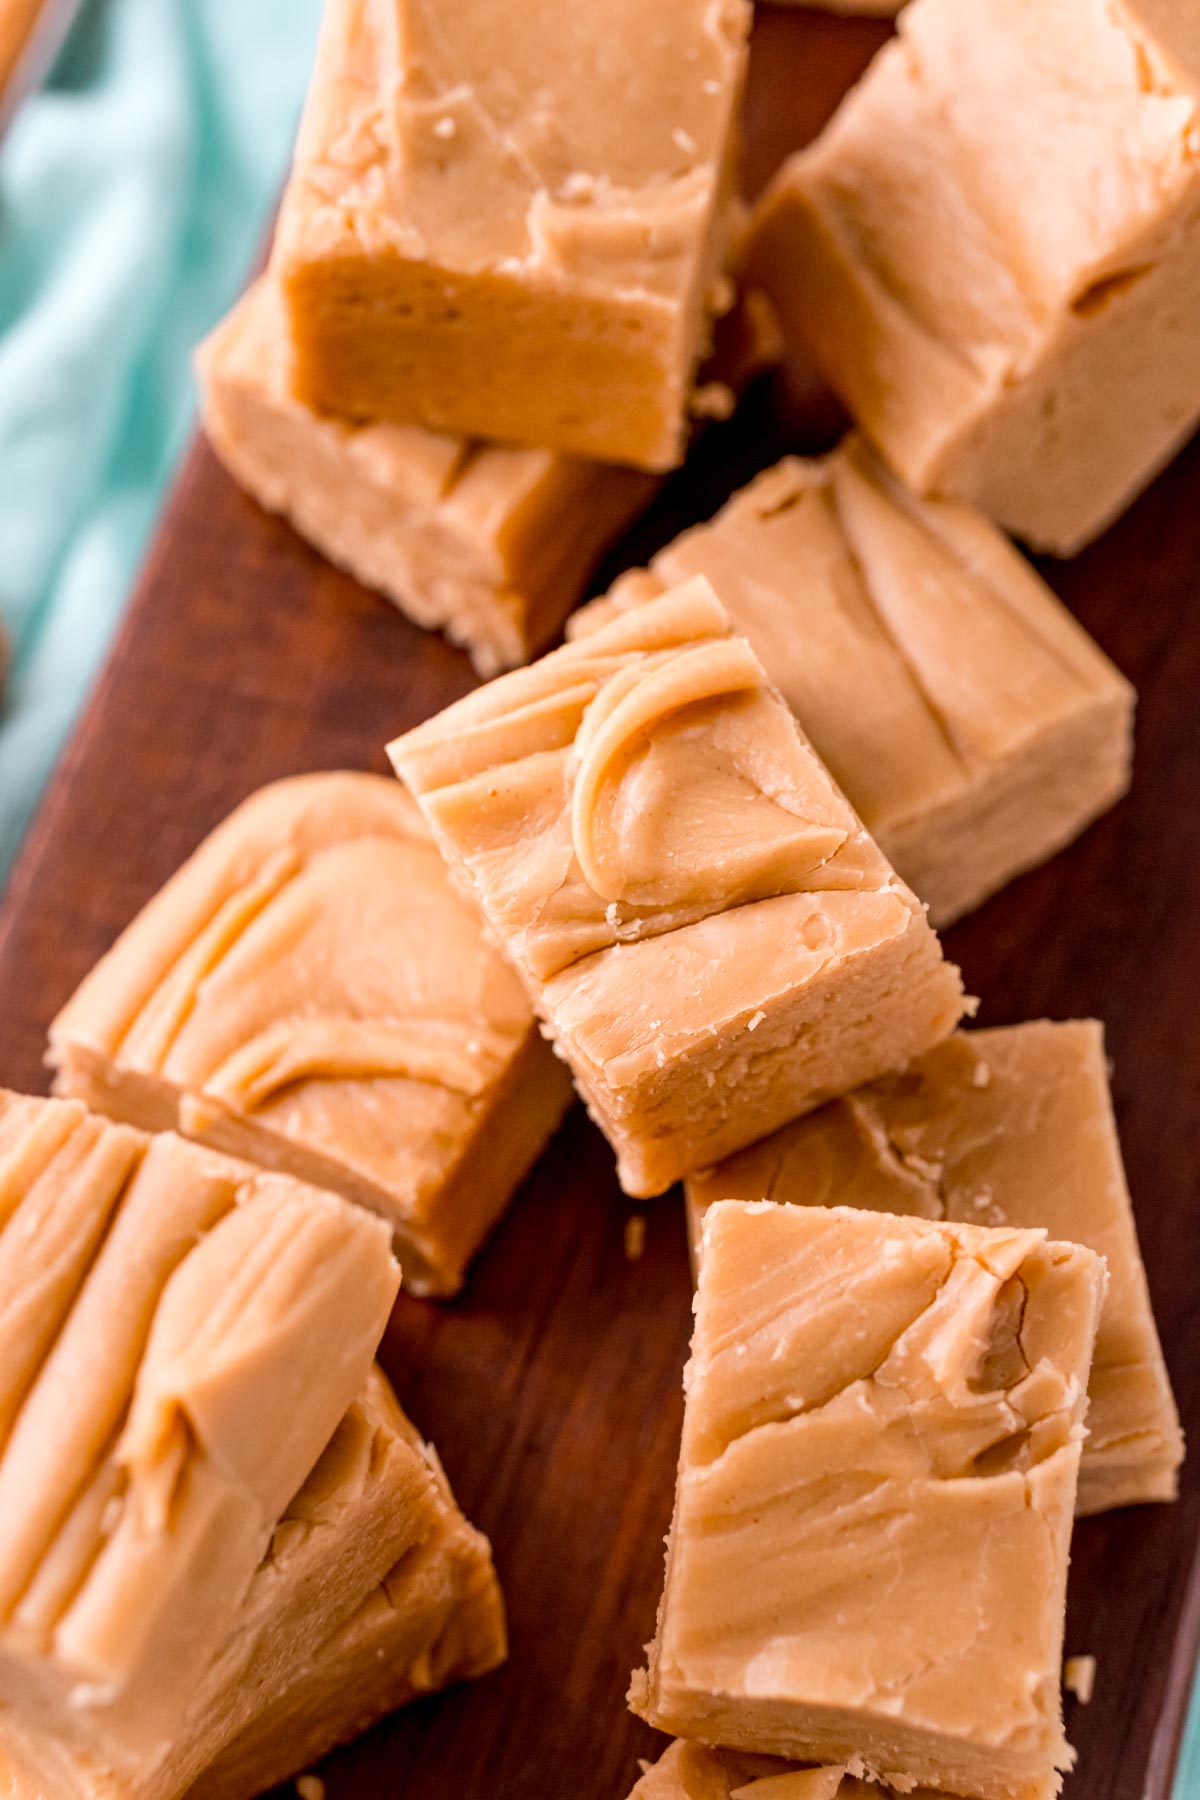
top-left (0, 1089), bottom-right (399, 1776)
top-left (628, 1739), bottom-right (950, 1800)
top-left (193, 1505), bottom-right (503, 1800)
top-left (391, 579), bottom-right (966, 1196)
top-left (570, 440), bottom-right (1133, 925)
top-left (632, 1201), bottom-right (1106, 1800)
top-left (197, 278), bottom-right (653, 677)
top-left (746, 0), bottom-right (1200, 554)
top-left (273, 0), bottom-right (751, 470)
top-left (189, 1367), bottom-right (503, 1800)
top-left (196, 279), bottom-right (778, 678)
top-left (688, 1023), bottom-right (1182, 1514)
top-left (0, 1358), bottom-right (504, 1800)
top-left (49, 772), bottom-right (574, 1296)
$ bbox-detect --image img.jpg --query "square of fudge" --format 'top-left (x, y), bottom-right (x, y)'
top-left (570, 437), bottom-right (1133, 925)
top-left (686, 1021), bottom-right (1183, 1515)
top-left (196, 279), bottom-right (778, 677)
top-left (0, 1091), bottom-right (398, 1773)
top-left (49, 772), bottom-right (574, 1296)
top-left (196, 279), bottom-right (661, 677)
top-left (628, 1740), bottom-right (951, 1800)
top-left (389, 578), bottom-right (966, 1196)
top-left (746, 0), bottom-right (1200, 553)
top-left (0, 1363), bottom-right (504, 1800)
top-left (272, 0), bottom-right (751, 470)
top-left (632, 1200), bottom-right (1106, 1800)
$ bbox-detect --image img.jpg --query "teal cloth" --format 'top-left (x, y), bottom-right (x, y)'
top-left (1180, 1683), bottom-right (1200, 1798)
top-left (0, 0), bottom-right (323, 882)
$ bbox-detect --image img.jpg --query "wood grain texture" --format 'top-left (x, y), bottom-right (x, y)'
top-left (0, 10), bottom-right (1197, 1799)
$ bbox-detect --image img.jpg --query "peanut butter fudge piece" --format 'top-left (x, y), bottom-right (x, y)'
top-left (390, 579), bottom-right (966, 1196)
top-left (628, 1739), bottom-right (950, 1800)
top-left (570, 440), bottom-right (1133, 925)
top-left (273, 0), bottom-right (750, 469)
top-left (196, 279), bottom-right (777, 678)
top-left (633, 1201), bottom-right (1106, 1800)
top-left (0, 1090), bottom-right (398, 1770)
top-left (197, 278), bottom-right (653, 678)
top-left (49, 773), bottom-right (573, 1296)
top-left (0, 1362), bottom-right (504, 1799)
top-left (746, 0), bottom-right (1200, 553)
top-left (687, 1022), bottom-right (1182, 1515)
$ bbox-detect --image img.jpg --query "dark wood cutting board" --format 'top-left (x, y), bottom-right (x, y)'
top-left (1, 10), bottom-right (1198, 1798)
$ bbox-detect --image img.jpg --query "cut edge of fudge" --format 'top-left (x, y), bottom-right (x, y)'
top-left (883, 689), bottom-right (1131, 927)
top-left (47, 771), bottom-right (575, 1297)
top-left (193, 1513), bottom-right (505, 1799)
top-left (546, 879), bottom-right (967, 1196)
top-left (190, 1364), bottom-right (506, 1800)
top-left (626, 1738), bottom-right (952, 1800)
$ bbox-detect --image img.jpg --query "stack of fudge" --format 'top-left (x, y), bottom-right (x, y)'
top-left (5, 0), bottom-right (1197, 1794)
top-left (0, 1090), bottom-right (505, 1799)
top-left (196, 0), bottom-right (777, 677)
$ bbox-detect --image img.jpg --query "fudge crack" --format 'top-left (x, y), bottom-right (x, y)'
top-left (847, 1094), bottom-right (951, 1220)
top-left (697, 1240), bottom-right (1064, 1482)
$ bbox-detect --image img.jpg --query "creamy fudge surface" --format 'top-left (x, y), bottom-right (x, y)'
top-left (275, 0), bottom-right (751, 468)
top-left (634, 1201), bottom-right (1105, 1800)
top-left (0, 1363), bottom-right (504, 1800)
top-left (0, 1090), bottom-right (398, 1766)
top-left (688, 1022), bottom-right (1183, 1514)
top-left (628, 1738), bottom-right (950, 1800)
top-left (196, 279), bottom-right (778, 678)
top-left (390, 578), bottom-right (965, 1195)
top-left (49, 772), bottom-right (573, 1296)
top-left (570, 438), bottom-right (1133, 925)
top-left (747, 0), bottom-right (1200, 552)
